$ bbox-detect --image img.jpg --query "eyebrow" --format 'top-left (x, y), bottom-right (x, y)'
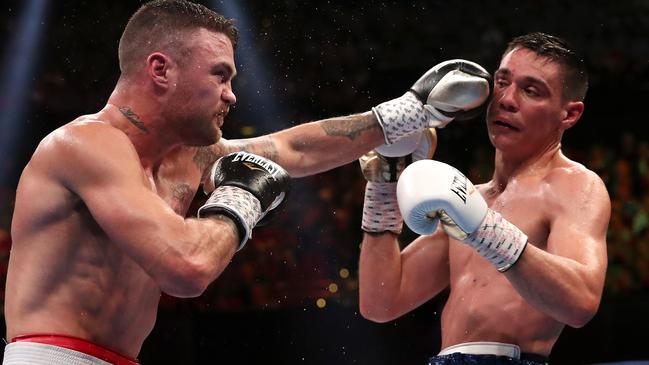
top-left (213, 62), bottom-right (237, 79)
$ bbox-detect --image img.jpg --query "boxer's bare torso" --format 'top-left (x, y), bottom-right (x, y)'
top-left (5, 114), bottom-right (211, 357)
top-left (359, 148), bottom-right (609, 356)
top-left (441, 152), bottom-right (599, 355)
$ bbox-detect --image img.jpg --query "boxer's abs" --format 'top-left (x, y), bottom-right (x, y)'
top-left (440, 267), bottom-right (563, 355)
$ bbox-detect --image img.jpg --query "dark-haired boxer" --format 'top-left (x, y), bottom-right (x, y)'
top-left (358, 32), bottom-right (610, 365)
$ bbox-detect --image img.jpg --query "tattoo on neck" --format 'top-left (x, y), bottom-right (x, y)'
top-left (321, 114), bottom-right (377, 140)
top-left (119, 106), bottom-right (149, 133)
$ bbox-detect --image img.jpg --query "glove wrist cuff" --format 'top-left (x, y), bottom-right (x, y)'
top-left (464, 209), bottom-right (528, 272)
top-left (198, 186), bottom-right (263, 250)
top-left (373, 92), bottom-right (429, 144)
top-left (362, 182), bottom-right (402, 234)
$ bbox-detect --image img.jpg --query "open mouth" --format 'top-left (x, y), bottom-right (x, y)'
top-left (493, 120), bottom-right (519, 131)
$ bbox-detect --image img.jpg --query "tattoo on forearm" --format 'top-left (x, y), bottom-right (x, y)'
top-left (321, 114), bottom-right (377, 140)
top-left (119, 107), bottom-right (149, 133)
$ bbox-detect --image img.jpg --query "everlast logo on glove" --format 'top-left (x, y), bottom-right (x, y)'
top-left (231, 152), bottom-right (283, 178)
top-left (450, 173), bottom-right (469, 204)
top-left (200, 152), bottom-right (291, 250)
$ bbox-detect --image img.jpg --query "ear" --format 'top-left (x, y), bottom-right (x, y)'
top-left (560, 101), bottom-right (584, 131)
top-left (146, 52), bottom-right (173, 89)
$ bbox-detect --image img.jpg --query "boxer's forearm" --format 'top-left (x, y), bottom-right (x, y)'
top-left (247, 112), bottom-right (384, 177)
top-left (504, 243), bottom-right (604, 328)
top-left (358, 232), bottom-right (405, 322)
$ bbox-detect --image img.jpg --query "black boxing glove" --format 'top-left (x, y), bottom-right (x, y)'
top-left (198, 152), bottom-right (291, 250)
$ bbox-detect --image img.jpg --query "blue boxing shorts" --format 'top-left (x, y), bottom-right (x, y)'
top-left (428, 342), bottom-right (549, 365)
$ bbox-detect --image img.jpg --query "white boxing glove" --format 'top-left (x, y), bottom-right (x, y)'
top-left (359, 129), bottom-right (436, 234)
top-left (372, 59), bottom-right (491, 145)
top-left (397, 160), bottom-right (528, 272)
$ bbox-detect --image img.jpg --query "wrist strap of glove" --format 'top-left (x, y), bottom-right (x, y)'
top-left (197, 186), bottom-right (263, 251)
top-left (464, 209), bottom-right (528, 272)
top-left (372, 92), bottom-right (452, 144)
top-left (362, 182), bottom-right (402, 234)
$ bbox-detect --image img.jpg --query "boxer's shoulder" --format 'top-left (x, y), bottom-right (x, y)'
top-left (50, 119), bottom-right (136, 159)
top-left (542, 160), bottom-right (608, 212)
top-left (26, 117), bottom-right (143, 191)
top-left (544, 160), bottom-right (602, 190)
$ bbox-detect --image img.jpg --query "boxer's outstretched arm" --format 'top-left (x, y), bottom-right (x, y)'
top-left (224, 112), bottom-right (383, 177)
top-left (503, 170), bottom-right (610, 328)
top-left (50, 123), bottom-right (239, 298)
top-left (211, 59), bottom-right (491, 178)
top-left (359, 231), bottom-right (450, 323)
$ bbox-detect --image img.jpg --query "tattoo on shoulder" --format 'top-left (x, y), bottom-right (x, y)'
top-left (321, 113), bottom-right (377, 140)
top-left (119, 107), bottom-right (149, 133)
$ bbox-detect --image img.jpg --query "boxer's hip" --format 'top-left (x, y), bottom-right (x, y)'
top-left (429, 342), bottom-right (549, 365)
top-left (3, 334), bottom-right (139, 365)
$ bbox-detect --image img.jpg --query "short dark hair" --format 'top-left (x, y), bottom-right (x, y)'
top-left (118, 0), bottom-right (239, 77)
top-left (503, 32), bottom-right (588, 102)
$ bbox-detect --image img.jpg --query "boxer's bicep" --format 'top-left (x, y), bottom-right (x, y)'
top-left (57, 125), bottom-right (193, 270)
top-left (546, 171), bottom-right (610, 282)
top-left (404, 231), bottom-right (451, 287)
top-left (395, 230), bottom-right (451, 312)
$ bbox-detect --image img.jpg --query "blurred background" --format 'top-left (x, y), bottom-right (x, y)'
top-left (1, 0), bottom-right (648, 364)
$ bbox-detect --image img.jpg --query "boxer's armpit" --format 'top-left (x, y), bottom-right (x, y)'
top-left (171, 183), bottom-right (194, 214)
top-left (193, 146), bottom-right (219, 174)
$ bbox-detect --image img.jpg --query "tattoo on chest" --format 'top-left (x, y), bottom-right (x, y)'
top-left (119, 106), bottom-right (149, 133)
top-left (321, 114), bottom-right (377, 140)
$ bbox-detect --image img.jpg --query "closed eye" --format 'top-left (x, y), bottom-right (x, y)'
top-left (495, 79), bottom-right (509, 88)
top-left (523, 87), bottom-right (539, 97)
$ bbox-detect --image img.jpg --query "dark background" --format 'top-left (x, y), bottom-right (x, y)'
top-left (1, 0), bottom-right (648, 364)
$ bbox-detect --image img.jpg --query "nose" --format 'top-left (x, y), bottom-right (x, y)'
top-left (496, 84), bottom-right (517, 113)
top-left (222, 84), bottom-right (237, 105)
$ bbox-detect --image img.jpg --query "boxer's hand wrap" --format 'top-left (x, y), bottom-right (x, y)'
top-left (373, 59), bottom-right (491, 144)
top-left (373, 92), bottom-right (450, 144)
top-left (199, 152), bottom-right (291, 250)
top-left (362, 182), bottom-right (402, 234)
top-left (398, 160), bottom-right (527, 272)
top-left (462, 209), bottom-right (528, 272)
top-left (360, 129), bottom-right (436, 234)
top-left (200, 186), bottom-right (262, 249)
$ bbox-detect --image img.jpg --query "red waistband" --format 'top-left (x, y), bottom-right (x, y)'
top-left (11, 334), bottom-right (139, 365)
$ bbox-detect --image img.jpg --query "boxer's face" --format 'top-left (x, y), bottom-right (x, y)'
top-left (486, 47), bottom-right (568, 156)
top-left (169, 29), bottom-right (237, 146)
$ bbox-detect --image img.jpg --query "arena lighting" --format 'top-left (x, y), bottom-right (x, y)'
top-left (0, 0), bottom-right (50, 186)
top-left (209, 1), bottom-right (330, 265)
top-left (209, 0), bottom-right (290, 136)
